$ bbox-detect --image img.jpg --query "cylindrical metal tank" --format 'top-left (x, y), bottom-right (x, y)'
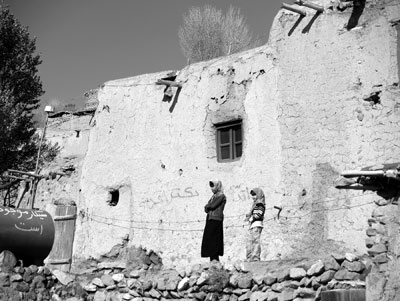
top-left (0, 206), bottom-right (55, 265)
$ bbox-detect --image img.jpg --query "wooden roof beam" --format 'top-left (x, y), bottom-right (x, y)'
top-left (281, 3), bottom-right (307, 16)
top-left (156, 79), bottom-right (183, 88)
top-left (294, 0), bottom-right (324, 13)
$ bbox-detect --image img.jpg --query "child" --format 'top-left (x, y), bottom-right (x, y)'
top-left (245, 188), bottom-right (265, 261)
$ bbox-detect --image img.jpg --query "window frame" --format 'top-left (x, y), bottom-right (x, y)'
top-left (215, 120), bottom-right (243, 162)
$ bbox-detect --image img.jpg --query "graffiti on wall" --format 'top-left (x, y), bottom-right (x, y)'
top-left (143, 186), bottom-right (200, 208)
top-left (225, 184), bottom-right (252, 203)
top-left (142, 184), bottom-right (253, 208)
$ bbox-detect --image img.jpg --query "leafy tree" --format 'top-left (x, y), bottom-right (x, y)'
top-left (179, 5), bottom-right (260, 63)
top-left (0, 6), bottom-right (45, 174)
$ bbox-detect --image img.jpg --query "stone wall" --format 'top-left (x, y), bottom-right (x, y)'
top-left (69, 0), bottom-right (400, 268)
top-left (366, 195), bottom-right (400, 301)
top-left (0, 248), bottom-right (371, 301)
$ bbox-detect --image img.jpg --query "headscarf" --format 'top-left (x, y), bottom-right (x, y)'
top-left (250, 187), bottom-right (266, 208)
top-left (209, 180), bottom-right (223, 195)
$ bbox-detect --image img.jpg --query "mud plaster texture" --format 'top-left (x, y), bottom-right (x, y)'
top-left (34, 0), bottom-right (400, 270)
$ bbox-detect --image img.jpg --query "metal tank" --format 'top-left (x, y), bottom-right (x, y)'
top-left (0, 206), bottom-right (55, 265)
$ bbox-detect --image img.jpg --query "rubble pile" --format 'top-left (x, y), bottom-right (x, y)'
top-left (0, 250), bottom-right (370, 301)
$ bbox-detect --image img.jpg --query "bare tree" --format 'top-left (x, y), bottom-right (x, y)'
top-left (179, 5), bottom-right (260, 64)
top-left (179, 5), bottom-right (223, 64)
top-left (222, 6), bottom-right (257, 55)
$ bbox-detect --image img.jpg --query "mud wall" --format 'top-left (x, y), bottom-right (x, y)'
top-left (70, 0), bottom-right (400, 268)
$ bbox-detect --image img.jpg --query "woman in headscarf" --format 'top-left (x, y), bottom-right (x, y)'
top-left (201, 180), bottom-right (226, 262)
top-left (245, 188), bottom-right (266, 261)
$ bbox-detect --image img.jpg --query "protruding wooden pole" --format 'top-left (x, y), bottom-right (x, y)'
top-left (295, 0), bottom-right (324, 13)
top-left (155, 79), bottom-right (183, 88)
top-left (281, 3), bottom-right (307, 16)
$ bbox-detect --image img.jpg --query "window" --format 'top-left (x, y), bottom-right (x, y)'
top-left (216, 120), bottom-right (242, 162)
top-left (107, 190), bottom-right (119, 206)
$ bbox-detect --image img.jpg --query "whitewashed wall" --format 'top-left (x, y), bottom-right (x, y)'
top-left (73, 1), bottom-right (400, 268)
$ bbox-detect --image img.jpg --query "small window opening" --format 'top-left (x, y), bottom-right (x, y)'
top-left (108, 190), bottom-right (119, 206)
top-left (215, 120), bottom-right (243, 162)
top-left (75, 130), bottom-right (80, 138)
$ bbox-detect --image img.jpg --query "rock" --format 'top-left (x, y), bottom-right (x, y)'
top-left (238, 291), bottom-right (251, 301)
top-left (307, 260), bottom-right (324, 276)
top-left (276, 270), bottom-right (290, 282)
top-left (28, 265), bottom-right (38, 274)
top-left (233, 288), bottom-right (250, 296)
top-left (267, 292), bottom-right (280, 301)
top-left (92, 277), bottom-right (105, 287)
top-left (344, 253), bottom-right (358, 262)
top-left (371, 223), bottom-right (386, 235)
top-left (281, 288), bottom-right (295, 301)
top-left (289, 268), bottom-right (306, 280)
top-left (372, 254), bottom-right (388, 264)
top-left (319, 270), bottom-right (336, 284)
top-left (283, 280), bottom-right (301, 289)
top-left (14, 281), bottom-right (30, 292)
top-left (32, 275), bottom-right (46, 289)
top-left (193, 291), bottom-right (207, 300)
top-left (52, 269), bottom-right (75, 285)
top-left (149, 252), bottom-right (160, 264)
top-left (22, 268), bottom-right (33, 283)
top-left (113, 273), bottom-right (125, 283)
top-left (341, 261), bottom-right (365, 273)
top-left (311, 277), bottom-right (321, 289)
top-left (299, 277), bottom-right (307, 287)
top-left (93, 290), bottom-right (106, 301)
top-left (142, 280), bottom-right (153, 291)
top-left (252, 274), bottom-right (264, 285)
top-left (334, 270), bottom-right (359, 281)
top-left (221, 294), bottom-right (231, 301)
top-left (229, 294), bottom-right (239, 301)
top-left (366, 228), bottom-right (377, 236)
top-left (271, 282), bottom-right (284, 293)
top-left (249, 291), bottom-right (269, 301)
top-left (237, 274), bottom-right (253, 289)
top-left (263, 274), bottom-right (277, 286)
top-left (323, 257), bottom-right (340, 271)
top-left (0, 250), bottom-right (17, 272)
top-left (123, 293), bottom-right (132, 300)
top-left (230, 273), bottom-right (240, 287)
top-left (293, 288), bottom-right (315, 298)
top-left (331, 254), bottom-right (346, 263)
top-left (84, 283), bottom-right (97, 292)
top-left (178, 277), bottom-right (190, 291)
top-left (156, 270), bottom-right (180, 291)
top-left (197, 272), bottom-right (209, 286)
top-left (10, 274), bottom-right (22, 282)
top-left (101, 274), bottom-right (115, 287)
top-left (148, 288), bottom-right (162, 299)
top-left (98, 261), bottom-right (127, 270)
top-left (129, 289), bottom-right (141, 297)
top-left (106, 284), bottom-right (117, 290)
top-left (365, 237), bottom-right (376, 248)
top-left (129, 270), bottom-right (142, 278)
top-left (367, 244), bottom-right (387, 255)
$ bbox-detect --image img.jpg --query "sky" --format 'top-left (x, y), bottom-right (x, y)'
top-left (5, 0), bottom-right (282, 108)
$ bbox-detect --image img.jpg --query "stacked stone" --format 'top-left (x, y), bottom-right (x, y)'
top-left (0, 250), bottom-right (86, 301)
top-left (75, 254), bottom-right (367, 301)
top-left (365, 198), bottom-right (398, 300)
top-left (0, 249), bottom-right (369, 301)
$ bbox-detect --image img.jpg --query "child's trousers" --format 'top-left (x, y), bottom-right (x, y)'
top-left (246, 226), bottom-right (262, 261)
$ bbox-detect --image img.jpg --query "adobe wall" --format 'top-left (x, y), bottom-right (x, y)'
top-left (72, 0), bottom-right (400, 269)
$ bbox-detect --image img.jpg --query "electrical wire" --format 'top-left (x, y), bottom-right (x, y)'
top-left (87, 195), bottom-right (376, 232)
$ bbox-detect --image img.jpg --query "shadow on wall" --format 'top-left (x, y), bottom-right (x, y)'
top-left (336, 163), bottom-right (400, 200)
top-left (306, 163), bottom-right (339, 253)
top-left (347, 0), bottom-right (366, 30)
